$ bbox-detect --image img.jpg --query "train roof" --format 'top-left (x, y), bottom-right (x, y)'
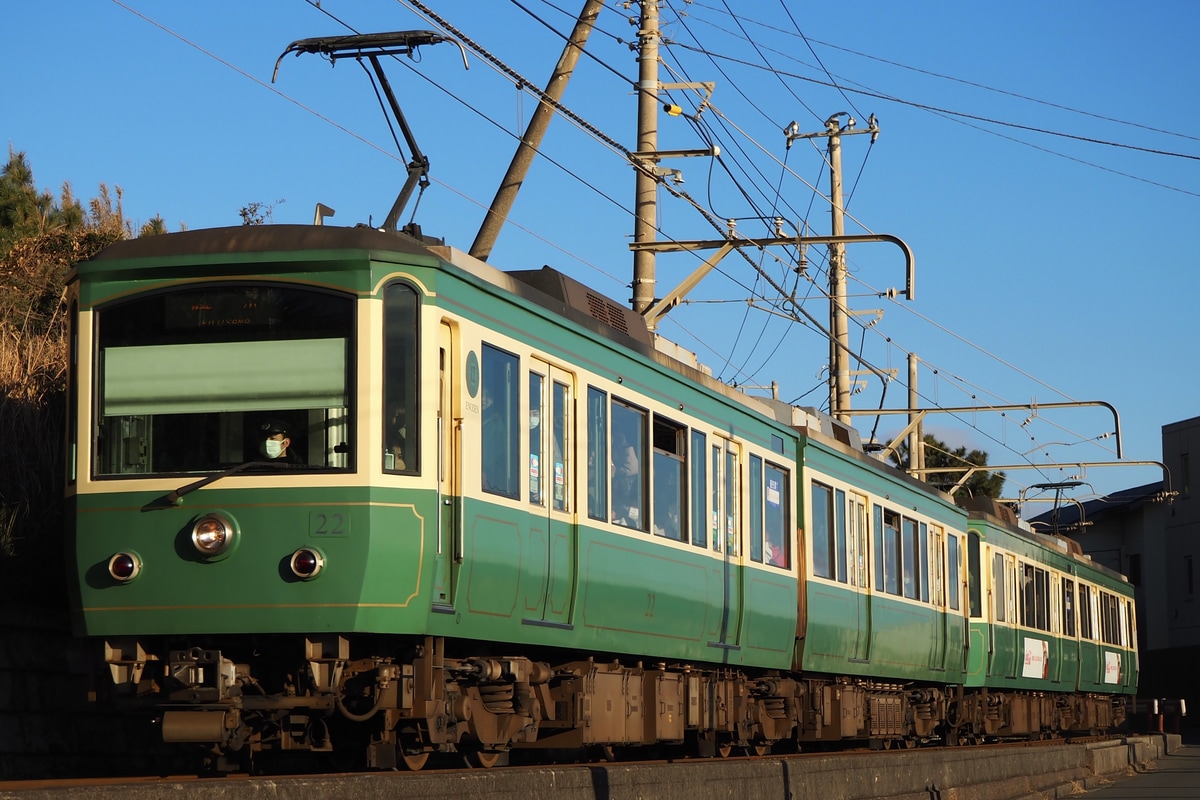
top-left (961, 497), bottom-right (1131, 585)
top-left (78, 223), bottom-right (914, 484)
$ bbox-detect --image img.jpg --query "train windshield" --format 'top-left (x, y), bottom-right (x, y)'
top-left (93, 284), bottom-right (355, 477)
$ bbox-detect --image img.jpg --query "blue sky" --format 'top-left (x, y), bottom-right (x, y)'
top-left (7, 1), bottom-right (1199, 511)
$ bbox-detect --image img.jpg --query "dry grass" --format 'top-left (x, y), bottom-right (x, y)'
top-left (0, 226), bottom-right (121, 599)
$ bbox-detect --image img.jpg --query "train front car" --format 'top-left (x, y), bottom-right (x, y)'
top-left (962, 499), bottom-right (1137, 741)
top-left (65, 224), bottom-right (810, 770)
top-left (65, 225), bottom-right (453, 770)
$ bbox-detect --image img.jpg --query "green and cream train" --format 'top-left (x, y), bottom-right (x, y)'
top-left (64, 224), bottom-right (1136, 770)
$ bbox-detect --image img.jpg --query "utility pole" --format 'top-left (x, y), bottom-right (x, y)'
top-left (470, 0), bottom-right (604, 261)
top-left (908, 352), bottom-right (924, 479)
top-left (632, 1), bottom-right (662, 314)
top-left (786, 113), bottom-right (878, 423)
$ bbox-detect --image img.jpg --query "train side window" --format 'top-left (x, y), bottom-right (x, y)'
top-left (750, 457), bottom-right (788, 566)
top-left (481, 343), bottom-right (520, 498)
top-left (1022, 564), bottom-right (1050, 632)
top-left (724, 444), bottom-right (740, 556)
top-left (1079, 584), bottom-right (1094, 640)
top-left (690, 430), bottom-right (707, 549)
top-left (652, 415), bottom-right (686, 541)
top-left (611, 400), bottom-right (647, 530)
top-left (712, 444), bottom-right (722, 552)
top-left (883, 510), bottom-right (901, 596)
top-left (750, 455), bottom-right (764, 562)
top-left (1050, 574), bottom-right (1061, 634)
top-left (901, 516), bottom-right (919, 599)
top-left (948, 533), bottom-right (961, 611)
top-left (811, 482), bottom-right (835, 578)
top-left (849, 493), bottom-right (868, 587)
top-left (1124, 599), bottom-right (1135, 649)
top-left (552, 380), bottom-right (569, 511)
top-left (930, 525), bottom-right (944, 607)
top-left (835, 489), bottom-right (848, 583)
top-left (919, 523), bottom-right (930, 603)
top-left (383, 283), bottom-right (419, 473)
top-left (529, 372), bottom-right (545, 506)
top-left (765, 463), bottom-right (789, 568)
top-left (586, 387), bottom-right (608, 521)
top-left (1037, 568), bottom-right (1050, 631)
top-left (873, 505), bottom-right (885, 592)
top-left (992, 552), bottom-right (1007, 622)
top-left (1062, 578), bottom-right (1077, 637)
top-left (967, 532), bottom-right (982, 618)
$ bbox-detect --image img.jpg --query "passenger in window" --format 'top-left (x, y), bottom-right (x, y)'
top-left (766, 529), bottom-right (787, 568)
top-left (611, 428), bottom-right (640, 525)
top-left (481, 388), bottom-right (509, 493)
top-left (387, 401), bottom-right (408, 470)
top-left (259, 419), bottom-right (302, 463)
top-left (653, 467), bottom-right (682, 541)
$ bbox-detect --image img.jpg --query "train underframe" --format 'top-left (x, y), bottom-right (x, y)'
top-left (101, 634), bottom-right (1129, 771)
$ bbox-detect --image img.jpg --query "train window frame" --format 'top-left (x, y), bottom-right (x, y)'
top-left (835, 489), bottom-right (848, 583)
top-left (849, 492), bottom-right (868, 587)
top-left (383, 281), bottom-right (419, 475)
top-left (1062, 577), bottom-right (1077, 637)
top-left (528, 371), bottom-right (546, 506)
top-left (992, 551), bottom-right (1007, 622)
top-left (947, 533), bottom-right (961, 611)
top-left (651, 414), bottom-right (686, 542)
top-left (611, 399), bottom-right (648, 531)
top-left (690, 430), bottom-right (707, 549)
top-left (480, 342), bottom-right (520, 499)
top-left (749, 456), bottom-right (789, 567)
top-left (586, 386), bottom-right (608, 521)
top-left (551, 378), bottom-right (569, 512)
top-left (724, 441), bottom-right (740, 556)
top-left (811, 482), bottom-right (836, 579)
top-left (929, 524), bottom-right (945, 607)
top-left (1079, 583), bottom-right (1095, 641)
top-left (750, 455), bottom-right (764, 562)
top-left (93, 282), bottom-right (356, 477)
top-left (763, 462), bottom-right (789, 569)
top-left (967, 531), bottom-right (982, 618)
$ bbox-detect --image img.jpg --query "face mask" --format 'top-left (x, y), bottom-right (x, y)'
top-left (263, 438), bottom-right (284, 458)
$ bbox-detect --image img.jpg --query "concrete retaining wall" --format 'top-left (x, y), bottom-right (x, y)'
top-left (0, 605), bottom-right (168, 782)
top-left (2, 734), bottom-right (1181, 800)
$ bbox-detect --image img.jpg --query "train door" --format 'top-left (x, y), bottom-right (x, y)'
top-left (1049, 573), bottom-right (1063, 683)
top-left (711, 437), bottom-right (744, 652)
top-left (849, 492), bottom-right (871, 662)
top-left (930, 525), bottom-right (947, 670)
top-left (987, 551), bottom-right (1018, 678)
top-left (433, 320), bottom-right (460, 610)
top-left (526, 360), bottom-right (576, 627)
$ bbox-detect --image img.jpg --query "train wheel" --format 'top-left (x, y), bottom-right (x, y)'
top-left (400, 751), bottom-right (431, 771)
top-left (717, 742), bottom-right (734, 758)
top-left (466, 750), bottom-right (506, 769)
top-left (751, 741), bottom-right (771, 756)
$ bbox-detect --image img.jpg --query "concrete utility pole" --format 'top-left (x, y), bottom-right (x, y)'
top-left (786, 112), bottom-right (878, 423)
top-left (470, 0), bottom-right (605, 261)
top-left (908, 352), bottom-right (924, 479)
top-left (631, 0), bottom-right (662, 314)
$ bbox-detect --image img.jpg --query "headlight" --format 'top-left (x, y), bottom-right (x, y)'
top-left (108, 552), bottom-right (143, 582)
top-left (191, 512), bottom-right (238, 559)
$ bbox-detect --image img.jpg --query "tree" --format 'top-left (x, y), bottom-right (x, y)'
top-left (0, 148), bottom-right (84, 258)
top-left (890, 433), bottom-right (1006, 500)
top-left (239, 198), bottom-right (285, 225)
